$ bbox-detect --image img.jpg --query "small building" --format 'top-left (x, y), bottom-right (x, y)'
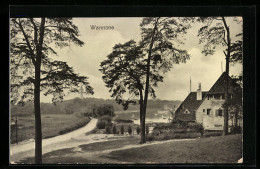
top-left (175, 72), bottom-right (242, 130)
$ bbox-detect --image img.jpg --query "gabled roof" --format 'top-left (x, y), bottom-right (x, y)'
top-left (208, 72), bottom-right (238, 94)
top-left (175, 91), bottom-right (207, 121)
top-left (175, 72), bottom-right (241, 122)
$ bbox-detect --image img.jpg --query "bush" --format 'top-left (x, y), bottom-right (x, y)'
top-left (59, 119), bottom-right (90, 135)
top-left (112, 125), bottom-right (117, 134)
top-left (146, 131), bottom-right (201, 141)
top-left (105, 125), bottom-right (111, 134)
top-left (114, 119), bottom-right (134, 123)
top-left (146, 125), bottom-right (149, 134)
top-left (230, 126), bottom-right (242, 134)
top-left (97, 120), bottom-right (106, 129)
top-left (204, 131), bottom-right (222, 137)
top-left (128, 125), bottom-right (132, 135)
top-left (136, 126), bottom-right (140, 135)
top-left (120, 125), bottom-right (124, 135)
top-left (99, 115), bottom-right (112, 123)
top-left (188, 123), bottom-right (204, 135)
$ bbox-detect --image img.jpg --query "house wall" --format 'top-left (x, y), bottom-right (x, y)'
top-left (196, 99), bottom-right (225, 130)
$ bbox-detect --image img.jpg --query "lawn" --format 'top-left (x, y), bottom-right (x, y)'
top-left (103, 134), bottom-right (242, 163)
top-left (10, 114), bottom-right (89, 144)
top-left (19, 134), bottom-right (242, 164)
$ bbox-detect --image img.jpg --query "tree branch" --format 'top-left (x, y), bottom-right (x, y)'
top-left (29, 18), bottom-right (39, 48)
top-left (16, 19), bottom-right (36, 66)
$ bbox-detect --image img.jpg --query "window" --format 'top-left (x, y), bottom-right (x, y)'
top-left (184, 109), bottom-right (190, 114)
top-left (214, 124), bottom-right (222, 127)
top-left (207, 109), bottom-right (211, 115)
top-left (215, 109), bottom-right (223, 117)
top-left (203, 109), bottom-right (205, 112)
top-left (218, 109), bottom-right (223, 116)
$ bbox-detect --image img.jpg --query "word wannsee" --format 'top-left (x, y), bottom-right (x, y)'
top-left (90, 25), bottom-right (114, 30)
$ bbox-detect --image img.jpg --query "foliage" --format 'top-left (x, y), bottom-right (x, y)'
top-left (136, 126), bottom-right (141, 135)
top-left (146, 132), bottom-right (200, 141)
top-left (112, 125), bottom-right (117, 134)
top-left (230, 126), bottom-right (242, 134)
top-left (188, 123), bottom-right (204, 135)
top-left (128, 125), bottom-right (132, 135)
top-left (10, 17), bottom-right (94, 163)
top-left (230, 33), bottom-right (243, 64)
top-left (203, 131), bottom-right (223, 137)
top-left (100, 17), bottom-right (191, 143)
top-left (146, 125), bottom-right (149, 134)
top-left (105, 125), bottom-right (111, 134)
top-left (97, 120), bottom-right (107, 129)
top-left (99, 115), bottom-right (112, 123)
top-left (58, 118), bottom-right (90, 135)
top-left (120, 125), bottom-right (125, 135)
top-left (96, 104), bottom-right (115, 117)
top-left (197, 16), bottom-right (242, 136)
top-left (10, 18), bottom-right (94, 105)
top-left (153, 122), bottom-right (204, 135)
top-left (114, 119), bottom-right (134, 123)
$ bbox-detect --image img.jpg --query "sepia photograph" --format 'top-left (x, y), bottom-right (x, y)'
top-left (9, 12), bottom-right (246, 165)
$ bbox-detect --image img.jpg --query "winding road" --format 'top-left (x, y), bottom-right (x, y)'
top-left (10, 118), bottom-right (99, 163)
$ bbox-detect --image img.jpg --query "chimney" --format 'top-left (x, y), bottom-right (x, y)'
top-left (197, 83), bottom-right (202, 100)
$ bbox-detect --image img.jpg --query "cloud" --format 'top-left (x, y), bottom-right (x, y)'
top-left (40, 17), bottom-right (242, 102)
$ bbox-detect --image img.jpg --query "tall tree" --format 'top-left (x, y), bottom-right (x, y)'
top-left (10, 18), bottom-right (94, 164)
top-left (197, 17), bottom-right (242, 135)
top-left (100, 17), bottom-right (191, 143)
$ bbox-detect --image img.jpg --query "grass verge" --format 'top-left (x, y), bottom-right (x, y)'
top-left (103, 134), bottom-right (242, 163)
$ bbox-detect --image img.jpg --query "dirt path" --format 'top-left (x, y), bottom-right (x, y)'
top-left (10, 118), bottom-right (99, 163)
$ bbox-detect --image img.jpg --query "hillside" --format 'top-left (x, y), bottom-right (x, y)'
top-left (10, 97), bottom-right (182, 117)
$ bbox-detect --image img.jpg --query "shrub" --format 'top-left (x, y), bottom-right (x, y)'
top-left (97, 120), bottom-right (106, 129)
top-left (146, 125), bottom-right (149, 134)
top-left (99, 115), bottom-right (112, 123)
top-left (230, 126), bottom-right (242, 134)
top-left (128, 125), bottom-right (132, 135)
top-left (204, 131), bottom-right (222, 137)
top-left (136, 126), bottom-right (140, 135)
top-left (59, 119), bottom-right (90, 135)
top-left (146, 131), bottom-right (201, 141)
top-left (114, 119), bottom-right (134, 123)
top-left (112, 124), bottom-right (117, 134)
top-left (120, 125), bottom-right (124, 135)
top-left (188, 123), bottom-right (204, 135)
top-left (105, 125), bottom-right (111, 134)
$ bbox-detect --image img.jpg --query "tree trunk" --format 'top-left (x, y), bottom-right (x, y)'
top-left (139, 89), bottom-right (145, 144)
top-left (34, 17), bottom-right (45, 164)
top-left (222, 17), bottom-right (230, 136)
top-left (34, 62), bottom-right (42, 164)
top-left (141, 18), bottom-right (158, 144)
top-left (234, 111), bottom-right (238, 127)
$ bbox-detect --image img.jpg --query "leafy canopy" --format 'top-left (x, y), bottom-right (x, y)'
top-left (10, 18), bottom-right (94, 105)
top-left (100, 17), bottom-right (191, 109)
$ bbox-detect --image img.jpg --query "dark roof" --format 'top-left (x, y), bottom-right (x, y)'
top-left (175, 72), bottom-right (241, 122)
top-left (175, 91), bottom-right (207, 121)
top-left (208, 72), bottom-right (238, 94)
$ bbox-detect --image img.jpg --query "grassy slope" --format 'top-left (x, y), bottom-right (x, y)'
top-left (11, 114), bottom-right (89, 143)
top-left (20, 134), bottom-right (242, 164)
top-left (103, 134), bottom-right (242, 164)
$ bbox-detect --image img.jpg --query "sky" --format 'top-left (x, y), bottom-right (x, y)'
top-left (41, 17), bottom-right (242, 102)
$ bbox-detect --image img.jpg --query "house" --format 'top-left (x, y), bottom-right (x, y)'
top-left (175, 72), bottom-right (242, 131)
